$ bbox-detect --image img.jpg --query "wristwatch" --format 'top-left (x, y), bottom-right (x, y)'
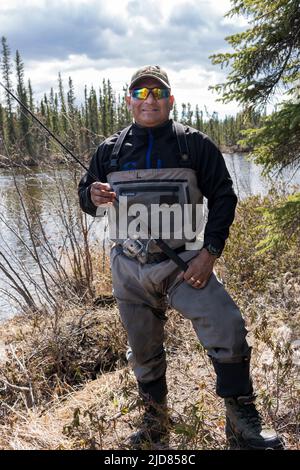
top-left (203, 243), bottom-right (222, 258)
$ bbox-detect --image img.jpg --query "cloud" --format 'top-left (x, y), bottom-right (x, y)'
top-left (169, 3), bottom-right (208, 29)
top-left (0, 0), bottom-right (246, 115)
top-left (1, 0), bottom-right (241, 68)
top-left (0, 1), bottom-right (127, 61)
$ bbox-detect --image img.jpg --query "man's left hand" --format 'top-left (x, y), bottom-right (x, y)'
top-left (178, 248), bottom-right (218, 289)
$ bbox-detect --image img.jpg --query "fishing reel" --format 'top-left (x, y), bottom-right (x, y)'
top-left (122, 238), bottom-right (148, 264)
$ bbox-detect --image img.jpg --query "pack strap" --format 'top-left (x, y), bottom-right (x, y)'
top-left (173, 121), bottom-right (191, 166)
top-left (109, 125), bottom-right (132, 171)
top-left (153, 239), bottom-right (188, 271)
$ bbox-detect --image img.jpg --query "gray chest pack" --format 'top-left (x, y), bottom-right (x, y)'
top-left (103, 122), bottom-right (204, 264)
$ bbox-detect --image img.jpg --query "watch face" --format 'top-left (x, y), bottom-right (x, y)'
top-left (205, 244), bottom-right (221, 256)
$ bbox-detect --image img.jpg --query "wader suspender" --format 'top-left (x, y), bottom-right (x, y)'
top-left (108, 121), bottom-right (191, 272)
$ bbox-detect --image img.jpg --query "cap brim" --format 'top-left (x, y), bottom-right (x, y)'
top-left (129, 74), bottom-right (171, 90)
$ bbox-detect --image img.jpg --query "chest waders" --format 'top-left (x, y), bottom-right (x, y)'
top-left (106, 122), bottom-right (205, 265)
top-left (105, 122), bottom-right (283, 450)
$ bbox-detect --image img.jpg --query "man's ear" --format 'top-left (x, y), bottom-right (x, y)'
top-left (125, 95), bottom-right (132, 110)
top-left (169, 95), bottom-right (175, 110)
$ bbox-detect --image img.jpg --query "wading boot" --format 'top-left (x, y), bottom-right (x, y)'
top-left (225, 395), bottom-right (284, 450)
top-left (129, 397), bottom-right (169, 449)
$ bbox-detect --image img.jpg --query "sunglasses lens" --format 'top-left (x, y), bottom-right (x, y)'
top-left (131, 88), bottom-right (148, 99)
top-left (131, 88), bottom-right (170, 100)
top-left (153, 88), bottom-right (170, 99)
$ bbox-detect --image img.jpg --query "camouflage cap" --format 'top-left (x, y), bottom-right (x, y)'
top-left (129, 65), bottom-right (171, 90)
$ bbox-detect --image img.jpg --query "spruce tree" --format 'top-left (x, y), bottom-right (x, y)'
top-left (211, 0), bottom-right (300, 247)
top-left (67, 76), bottom-right (78, 152)
top-left (28, 79), bottom-right (34, 112)
top-left (58, 72), bottom-right (68, 135)
top-left (0, 103), bottom-right (5, 156)
top-left (1, 36), bottom-right (16, 146)
top-left (15, 49), bottom-right (33, 157)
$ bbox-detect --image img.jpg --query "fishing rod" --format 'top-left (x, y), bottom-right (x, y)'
top-left (0, 80), bottom-right (97, 181)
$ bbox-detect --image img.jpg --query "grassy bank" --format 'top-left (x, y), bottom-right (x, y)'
top-left (0, 194), bottom-right (299, 450)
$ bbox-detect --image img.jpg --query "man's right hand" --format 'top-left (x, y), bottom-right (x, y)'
top-left (90, 182), bottom-right (116, 206)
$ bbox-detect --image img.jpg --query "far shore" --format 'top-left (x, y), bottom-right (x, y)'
top-left (0, 146), bottom-right (251, 169)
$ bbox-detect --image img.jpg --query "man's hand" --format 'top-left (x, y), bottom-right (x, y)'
top-left (90, 182), bottom-right (116, 207)
top-left (178, 248), bottom-right (218, 289)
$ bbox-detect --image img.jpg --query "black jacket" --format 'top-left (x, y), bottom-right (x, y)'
top-left (78, 119), bottom-right (237, 254)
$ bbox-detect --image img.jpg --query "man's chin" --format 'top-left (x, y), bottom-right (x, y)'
top-left (136, 118), bottom-right (165, 127)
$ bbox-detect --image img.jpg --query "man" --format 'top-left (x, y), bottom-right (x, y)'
top-left (78, 65), bottom-right (283, 450)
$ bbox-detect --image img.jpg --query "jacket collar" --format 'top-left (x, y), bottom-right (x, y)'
top-left (132, 119), bottom-right (173, 138)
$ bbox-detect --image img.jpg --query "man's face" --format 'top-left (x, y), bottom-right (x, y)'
top-left (126, 78), bottom-right (174, 127)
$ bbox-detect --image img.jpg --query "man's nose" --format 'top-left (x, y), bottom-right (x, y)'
top-left (145, 91), bottom-right (156, 103)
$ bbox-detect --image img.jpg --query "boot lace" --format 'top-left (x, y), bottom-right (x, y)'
top-left (235, 402), bottom-right (262, 431)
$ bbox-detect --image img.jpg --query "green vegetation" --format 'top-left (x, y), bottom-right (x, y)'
top-left (211, 0), bottom-right (300, 247)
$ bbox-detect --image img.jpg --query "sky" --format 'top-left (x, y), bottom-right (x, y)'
top-left (0, 0), bottom-right (249, 117)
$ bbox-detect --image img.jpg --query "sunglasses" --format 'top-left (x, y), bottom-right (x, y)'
top-left (131, 87), bottom-right (171, 100)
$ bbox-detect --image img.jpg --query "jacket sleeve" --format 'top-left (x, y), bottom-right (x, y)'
top-left (78, 144), bottom-right (107, 217)
top-left (195, 136), bottom-right (238, 254)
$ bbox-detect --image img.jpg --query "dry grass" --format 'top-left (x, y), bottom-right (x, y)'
top-left (0, 303), bottom-right (127, 412)
top-left (0, 194), bottom-right (299, 450)
top-left (0, 314), bottom-right (227, 450)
